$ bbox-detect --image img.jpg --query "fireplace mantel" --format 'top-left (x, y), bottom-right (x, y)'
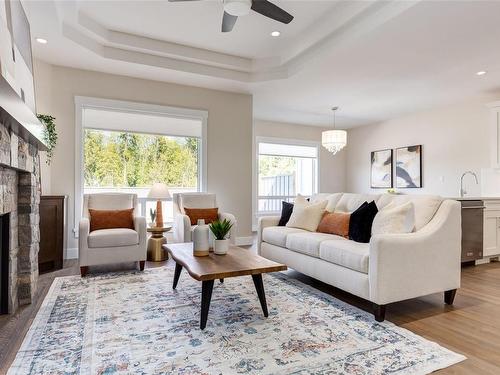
top-left (0, 76), bottom-right (47, 152)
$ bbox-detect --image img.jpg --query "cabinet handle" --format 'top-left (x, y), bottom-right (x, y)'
top-left (462, 206), bottom-right (485, 209)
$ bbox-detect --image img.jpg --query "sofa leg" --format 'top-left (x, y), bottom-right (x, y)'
top-left (139, 260), bottom-right (145, 271)
top-left (444, 289), bottom-right (457, 305)
top-left (373, 304), bottom-right (386, 322)
top-left (80, 266), bottom-right (88, 277)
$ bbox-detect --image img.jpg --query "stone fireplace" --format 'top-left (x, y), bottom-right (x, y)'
top-left (0, 120), bottom-right (41, 314)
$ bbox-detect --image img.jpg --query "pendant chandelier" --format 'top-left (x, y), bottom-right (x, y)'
top-left (322, 106), bottom-right (346, 154)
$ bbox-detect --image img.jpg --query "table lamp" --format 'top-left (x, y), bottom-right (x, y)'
top-left (147, 183), bottom-right (171, 227)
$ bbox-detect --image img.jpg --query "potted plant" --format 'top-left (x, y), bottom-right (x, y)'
top-left (209, 219), bottom-right (233, 255)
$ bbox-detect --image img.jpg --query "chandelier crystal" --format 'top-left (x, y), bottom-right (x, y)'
top-left (322, 107), bottom-right (346, 155)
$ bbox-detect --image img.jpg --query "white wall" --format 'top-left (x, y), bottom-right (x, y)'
top-left (34, 60), bottom-right (253, 254)
top-left (346, 99), bottom-right (492, 197)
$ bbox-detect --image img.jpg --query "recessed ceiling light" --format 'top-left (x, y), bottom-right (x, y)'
top-left (271, 31), bottom-right (280, 37)
top-left (36, 38), bottom-right (48, 44)
top-left (476, 71), bottom-right (487, 76)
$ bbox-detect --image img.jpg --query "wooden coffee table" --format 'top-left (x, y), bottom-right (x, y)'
top-left (163, 242), bottom-right (287, 329)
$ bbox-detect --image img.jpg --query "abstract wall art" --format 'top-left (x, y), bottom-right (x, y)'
top-left (396, 145), bottom-right (422, 188)
top-left (371, 149), bottom-right (393, 188)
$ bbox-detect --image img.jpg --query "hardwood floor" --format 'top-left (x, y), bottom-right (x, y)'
top-left (1, 257), bottom-right (499, 374)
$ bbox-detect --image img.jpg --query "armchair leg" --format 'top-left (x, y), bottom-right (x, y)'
top-left (373, 304), bottom-right (386, 322)
top-left (80, 266), bottom-right (89, 277)
top-left (444, 289), bottom-right (457, 305)
top-left (139, 260), bottom-right (145, 271)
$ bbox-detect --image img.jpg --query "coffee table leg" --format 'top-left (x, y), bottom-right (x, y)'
top-left (200, 280), bottom-right (214, 330)
top-left (173, 263), bottom-right (182, 289)
top-left (252, 274), bottom-right (268, 317)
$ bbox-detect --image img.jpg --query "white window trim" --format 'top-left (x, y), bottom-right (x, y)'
top-left (253, 136), bottom-right (320, 224)
top-left (73, 96), bottom-right (208, 237)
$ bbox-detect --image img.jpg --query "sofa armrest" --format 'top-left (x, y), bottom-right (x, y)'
top-left (257, 216), bottom-right (281, 255)
top-left (134, 216), bottom-right (147, 259)
top-left (78, 217), bottom-right (90, 266)
top-left (369, 199), bottom-right (462, 305)
top-left (219, 212), bottom-right (237, 244)
top-left (174, 213), bottom-right (192, 243)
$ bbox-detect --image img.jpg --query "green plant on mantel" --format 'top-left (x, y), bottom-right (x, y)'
top-left (36, 114), bottom-right (57, 165)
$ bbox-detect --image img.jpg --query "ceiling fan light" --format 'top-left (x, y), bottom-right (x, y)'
top-left (322, 130), bottom-right (347, 155)
top-left (224, 0), bottom-right (252, 16)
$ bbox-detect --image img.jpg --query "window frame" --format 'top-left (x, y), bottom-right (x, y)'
top-left (74, 96), bottom-right (208, 238)
top-left (254, 136), bottom-right (320, 220)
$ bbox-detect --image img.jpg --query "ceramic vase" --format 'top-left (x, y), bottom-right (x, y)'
top-left (214, 239), bottom-right (229, 255)
top-left (193, 219), bottom-right (209, 257)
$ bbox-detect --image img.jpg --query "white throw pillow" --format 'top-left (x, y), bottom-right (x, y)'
top-left (286, 199), bottom-right (327, 232)
top-left (372, 201), bottom-right (415, 235)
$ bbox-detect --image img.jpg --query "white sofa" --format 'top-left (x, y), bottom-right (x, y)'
top-left (173, 192), bottom-right (237, 244)
top-left (258, 193), bottom-right (462, 321)
top-left (79, 193), bottom-right (147, 276)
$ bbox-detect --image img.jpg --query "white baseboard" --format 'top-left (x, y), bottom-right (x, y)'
top-left (65, 247), bottom-right (79, 260)
top-left (235, 236), bottom-right (254, 246)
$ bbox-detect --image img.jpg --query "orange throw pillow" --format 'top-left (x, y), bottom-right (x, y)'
top-left (317, 212), bottom-right (350, 238)
top-left (184, 207), bottom-right (219, 225)
top-left (89, 208), bottom-right (135, 232)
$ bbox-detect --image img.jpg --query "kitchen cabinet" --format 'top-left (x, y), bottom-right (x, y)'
top-left (483, 200), bottom-right (500, 258)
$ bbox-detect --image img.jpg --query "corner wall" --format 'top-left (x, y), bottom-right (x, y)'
top-left (34, 60), bottom-right (253, 254)
top-left (346, 100), bottom-right (491, 197)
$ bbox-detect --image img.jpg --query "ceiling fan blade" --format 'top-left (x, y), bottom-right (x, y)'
top-left (251, 0), bottom-right (293, 24)
top-left (222, 11), bottom-right (238, 32)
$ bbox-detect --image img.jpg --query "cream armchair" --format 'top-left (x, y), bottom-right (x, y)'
top-left (79, 193), bottom-right (147, 276)
top-left (173, 192), bottom-right (237, 244)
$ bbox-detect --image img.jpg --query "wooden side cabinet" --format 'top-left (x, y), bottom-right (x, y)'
top-left (38, 196), bottom-right (67, 274)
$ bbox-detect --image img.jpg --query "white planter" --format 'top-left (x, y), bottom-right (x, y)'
top-left (213, 239), bottom-right (229, 255)
top-left (193, 219), bottom-right (210, 257)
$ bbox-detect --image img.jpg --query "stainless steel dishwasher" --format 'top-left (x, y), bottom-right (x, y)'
top-left (460, 200), bottom-right (484, 263)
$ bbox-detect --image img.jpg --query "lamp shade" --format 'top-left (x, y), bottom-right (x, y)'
top-left (322, 129), bottom-right (347, 155)
top-left (147, 183), bottom-right (171, 200)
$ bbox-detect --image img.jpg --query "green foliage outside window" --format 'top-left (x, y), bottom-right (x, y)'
top-left (84, 129), bottom-right (199, 188)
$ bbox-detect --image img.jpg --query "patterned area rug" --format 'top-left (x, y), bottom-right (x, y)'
top-left (9, 266), bottom-right (465, 374)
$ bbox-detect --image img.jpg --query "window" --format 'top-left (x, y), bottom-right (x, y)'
top-left (256, 138), bottom-right (318, 215)
top-left (83, 129), bottom-right (200, 224)
top-left (75, 97), bottom-right (207, 233)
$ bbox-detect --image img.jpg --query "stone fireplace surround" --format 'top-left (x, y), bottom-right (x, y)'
top-left (0, 119), bottom-right (41, 314)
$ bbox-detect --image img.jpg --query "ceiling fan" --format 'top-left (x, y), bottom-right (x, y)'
top-left (168, 0), bottom-right (294, 32)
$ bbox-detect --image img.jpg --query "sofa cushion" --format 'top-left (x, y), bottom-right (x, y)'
top-left (262, 226), bottom-right (306, 248)
top-left (278, 201), bottom-right (294, 226)
top-left (286, 232), bottom-right (345, 258)
top-left (88, 228), bottom-right (139, 248)
top-left (286, 199), bottom-right (327, 232)
top-left (88, 208), bottom-right (135, 232)
top-left (376, 194), bottom-right (442, 231)
top-left (184, 207), bottom-right (219, 225)
top-left (335, 193), bottom-right (380, 213)
top-left (319, 239), bottom-right (370, 274)
top-left (372, 201), bottom-right (415, 235)
top-left (349, 201), bottom-right (378, 243)
top-left (317, 212), bottom-right (350, 237)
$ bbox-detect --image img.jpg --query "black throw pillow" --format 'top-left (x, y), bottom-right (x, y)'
top-left (278, 201), bottom-right (294, 226)
top-left (349, 201), bottom-right (378, 243)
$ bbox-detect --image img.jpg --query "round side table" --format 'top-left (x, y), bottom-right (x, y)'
top-left (147, 225), bottom-right (171, 262)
